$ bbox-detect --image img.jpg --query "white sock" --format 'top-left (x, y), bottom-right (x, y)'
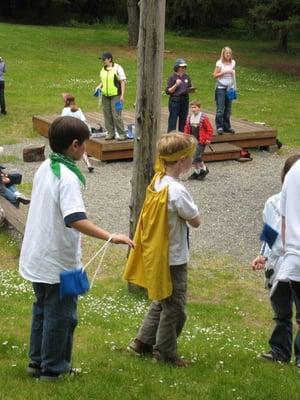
top-left (194, 168), bottom-right (201, 174)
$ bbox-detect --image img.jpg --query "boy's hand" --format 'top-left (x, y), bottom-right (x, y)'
top-left (112, 234), bottom-right (135, 248)
top-left (251, 255), bottom-right (266, 270)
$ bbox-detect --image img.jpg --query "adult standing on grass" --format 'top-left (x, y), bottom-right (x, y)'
top-left (166, 58), bottom-right (193, 133)
top-left (251, 155), bottom-right (300, 365)
top-left (0, 56), bottom-right (7, 115)
top-left (95, 52), bottom-right (127, 141)
top-left (19, 116), bottom-right (134, 381)
top-left (213, 46), bottom-right (236, 135)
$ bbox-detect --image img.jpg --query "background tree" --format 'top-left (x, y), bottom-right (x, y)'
top-left (249, 0), bottom-right (300, 52)
top-left (127, 0), bottom-right (139, 47)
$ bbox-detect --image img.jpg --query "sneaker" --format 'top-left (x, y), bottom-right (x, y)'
top-left (88, 166), bottom-right (94, 173)
top-left (116, 136), bottom-right (127, 141)
top-left (260, 351), bottom-right (289, 363)
top-left (15, 194), bottom-right (30, 205)
top-left (39, 370), bottom-right (60, 382)
top-left (153, 350), bottom-right (190, 367)
top-left (188, 172), bottom-right (199, 180)
top-left (40, 367), bottom-right (81, 382)
top-left (105, 135), bottom-right (115, 140)
top-left (197, 168), bottom-right (209, 180)
top-left (27, 362), bottom-right (41, 377)
top-left (217, 128), bottom-right (224, 135)
top-left (129, 338), bottom-right (153, 355)
top-left (226, 128), bottom-right (235, 134)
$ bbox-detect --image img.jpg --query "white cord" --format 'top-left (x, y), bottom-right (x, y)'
top-left (83, 235), bottom-right (114, 288)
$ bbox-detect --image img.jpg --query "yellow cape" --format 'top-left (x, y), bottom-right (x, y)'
top-left (123, 174), bottom-right (172, 301)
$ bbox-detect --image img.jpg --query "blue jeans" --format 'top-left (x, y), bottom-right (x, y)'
top-left (168, 96), bottom-right (189, 133)
top-left (0, 81), bottom-right (5, 113)
top-left (0, 184), bottom-right (18, 206)
top-left (215, 88), bottom-right (232, 131)
top-left (29, 283), bottom-right (78, 374)
top-left (269, 281), bottom-right (300, 362)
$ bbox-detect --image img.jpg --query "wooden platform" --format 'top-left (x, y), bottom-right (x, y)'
top-left (0, 196), bottom-right (27, 235)
top-left (32, 108), bottom-right (277, 162)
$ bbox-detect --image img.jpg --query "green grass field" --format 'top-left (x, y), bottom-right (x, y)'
top-left (1, 22), bottom-right (300, 399)
top-left (0, 22), bottom-right (299, 145)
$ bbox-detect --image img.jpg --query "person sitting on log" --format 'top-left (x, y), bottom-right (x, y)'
top-left (0, 165), bottom-right (30, 207)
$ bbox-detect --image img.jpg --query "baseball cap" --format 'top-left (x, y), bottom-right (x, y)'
top-left (100, 52), bottom-right (113, 60)
top-left (174, 58), bottom-right (187, 67)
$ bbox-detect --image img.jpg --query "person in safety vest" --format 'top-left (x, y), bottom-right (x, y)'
top-left (96, 52), bottom-right (127, 141)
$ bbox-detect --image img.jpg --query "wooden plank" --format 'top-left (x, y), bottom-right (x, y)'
top-left (33, 108), bottom-right (277, 162)
top-left (202, 143), bottom-right (241, 162)
top-left (0, 196), bottom-right (27, 235)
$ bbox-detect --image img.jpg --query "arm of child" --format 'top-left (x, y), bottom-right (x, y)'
top-left (251, 255), bottom-right (266, 270)
top-left (69, 219), bottom-right (135, 247)
top-left (187, 214), bottom-right (201, 228)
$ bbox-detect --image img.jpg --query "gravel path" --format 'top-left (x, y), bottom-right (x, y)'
top-left (1, 138), bottom-right (296, 264)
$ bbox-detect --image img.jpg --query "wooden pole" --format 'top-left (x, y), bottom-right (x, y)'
top-left (129, 0), bottom-right (166, 239)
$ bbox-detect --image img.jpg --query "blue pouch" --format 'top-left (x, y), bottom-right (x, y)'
top-left (115, 100), bottom-right (123, 112)
top-left (94, 88), bottom-right (101, 97)
top-left (60, 268), bottom-right (90, 298)
top-left (260, 223), bottom-right (278, 249)
top-left (226, 87), bottom-right (237, 100)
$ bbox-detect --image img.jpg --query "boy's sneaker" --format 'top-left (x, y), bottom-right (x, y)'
top-left (15, 194), bottom-right (30, 204)
top-left (260, 350), bottom-right (289, 363)
top-left (116, 135), bottom-right (127, 141)
top-left (105, 134), bottom-right (115, 140)
top-left (40, 367), bottom-right (81, 382)
top-left (226, 127), bottom-right (235, 134)
top-left (217, 128), bottom-right (224, 135)
top-left (152, 350), bottom-right (191, 367)
top-left (88, 166), bottom-right (94, 173)
top-left (129, 338), bottom-right (153, 355)
top-left (27, 362), bottom-right (41, 377)
top-left (197, 168), bottom-right (209, 180)
top-left (188, 172), bottom-right (199, 180)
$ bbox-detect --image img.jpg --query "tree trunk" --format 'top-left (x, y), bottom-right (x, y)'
top-left (127, 0), bottom-right (140, 47)
top-left (279, 28), bottom-right (288, 53)
top-left (129, 0), bottom-right (166, 238)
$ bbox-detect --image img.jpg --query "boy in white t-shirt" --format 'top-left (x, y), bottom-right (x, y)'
top-left (125, 133), bottom-right (201, 367)
top-left (19, 116), bottom-right (134, 381)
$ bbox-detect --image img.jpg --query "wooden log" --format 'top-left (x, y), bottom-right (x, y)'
top-left (23, 144), bottom-right (45, 162)
top-left (0, 205), bottom-right (5, 226)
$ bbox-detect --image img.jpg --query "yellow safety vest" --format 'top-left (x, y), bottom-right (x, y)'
top-left (123, 174), bottom-right (172, 301)
top-left (100, 65), bottom-right (120, 97)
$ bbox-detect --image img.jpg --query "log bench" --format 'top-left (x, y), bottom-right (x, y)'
top-left (0, 196), bottom-right (27, 236)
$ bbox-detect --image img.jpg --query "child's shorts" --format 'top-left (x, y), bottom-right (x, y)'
top-left (193, 144), bottom-right (206, 163)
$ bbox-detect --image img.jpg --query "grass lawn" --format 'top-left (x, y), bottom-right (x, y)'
top-left (0, 22), bottom-right (299, 146)
top-left (0, 22), bottom-right (300, 399)
top-left (1, 236), bottom-right (300, 400)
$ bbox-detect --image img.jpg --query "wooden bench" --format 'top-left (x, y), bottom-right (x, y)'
top-left (0, 196), bottom-right (27, 235)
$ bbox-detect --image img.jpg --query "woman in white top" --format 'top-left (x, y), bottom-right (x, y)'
top-left (213, 47), bottom-right (236, 135)
top-left (61, 93), bottom-right (94, 172)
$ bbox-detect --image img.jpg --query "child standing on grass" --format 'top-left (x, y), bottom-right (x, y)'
top-left (61, 93), bottom-right (94, 172)
top-left (184, 100), bottom-right (213, 180)
top-left (19, 116), bottom-right (134, 381)
top-left (251, 154), bottom-right (300, 365)
top-left (124, 133), bottom-right (200, 367)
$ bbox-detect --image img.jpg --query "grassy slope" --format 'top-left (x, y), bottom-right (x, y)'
top-left (1, 23), bottom-right (300, 399)
top-left (0, 22), bottom-right (299, 145)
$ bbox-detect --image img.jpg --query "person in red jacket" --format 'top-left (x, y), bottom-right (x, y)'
top-left (184, 100), bottom-right (213, 180)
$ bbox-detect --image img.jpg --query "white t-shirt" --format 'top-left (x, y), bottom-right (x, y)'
top-left (216, 59), bottom-right (236, 88)
top-left (19, 159), bottom-right (86, 284)
top-left (154, 175), bottom-right (199, 265)
top-left (278, 160), bottom-right (300, 282)
top-left (61, 107), bottom-right (86, 122)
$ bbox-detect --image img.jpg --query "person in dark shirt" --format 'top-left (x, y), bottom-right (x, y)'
top-left (166, 58), bottom-right (193, 132)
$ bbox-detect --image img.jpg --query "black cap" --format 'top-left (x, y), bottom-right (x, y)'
top-left (100, 52), bottom-right (113, 60)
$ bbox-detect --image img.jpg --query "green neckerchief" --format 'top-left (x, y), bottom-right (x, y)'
top-left (49, 152), bottom-right (86, 186)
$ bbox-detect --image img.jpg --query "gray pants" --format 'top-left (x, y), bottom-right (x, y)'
top-left (102, 94), bottom-right (125, 138)
top-left (137, 264), bottom-right (187, 360)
